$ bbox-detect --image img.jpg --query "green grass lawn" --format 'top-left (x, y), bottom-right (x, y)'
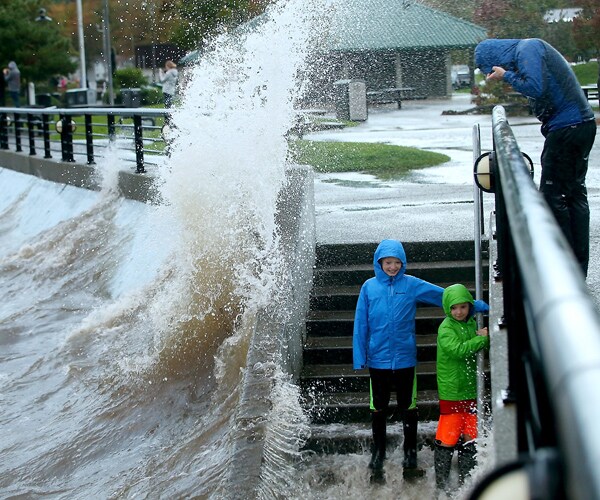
top-left (572, 61), bottom-right (599, 85)
top-left (288, 139), bottom-right (450, 179)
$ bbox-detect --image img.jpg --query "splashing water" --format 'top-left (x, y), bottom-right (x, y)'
top-left (149, 0), bottom-right (325, 346)
top-left (1, 0), bottom-right (330, 498)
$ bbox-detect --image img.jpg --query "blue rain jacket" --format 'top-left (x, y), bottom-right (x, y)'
top-left (475, 38), bottom-right (594, 134)
top-left (352, 240), bottom-right (489, 370)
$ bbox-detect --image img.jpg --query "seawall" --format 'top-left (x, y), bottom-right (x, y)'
top-left (0, 149), bottom-right (316, 496)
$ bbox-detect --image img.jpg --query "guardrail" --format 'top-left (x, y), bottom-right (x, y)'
top-left (0, 106), bottom-right (170, 173)
top-left (472, 106), bottom-right (600, 499)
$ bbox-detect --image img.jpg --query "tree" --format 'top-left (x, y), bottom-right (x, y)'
top-left (170, 0), bottom-right (272, 51)
top-left (421, 0), bottom-right (478, 23)
top-left (0, 0), bottom-right (77, 84)
top-left (572, 0), bottom-right (600, 74)
top-left (473, 0), bottom-right (548, 38)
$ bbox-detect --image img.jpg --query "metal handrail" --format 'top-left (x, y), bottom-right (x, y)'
top-left (489, 105), bottom-right (600, 499)
top-left (472, 123), bottom-right (487, 438)
top-left (0, 106), bottom-right (170, 173)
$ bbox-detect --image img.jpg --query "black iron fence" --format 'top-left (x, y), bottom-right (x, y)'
top-left (472, 105), bottom-right (600, 500)
top-left (0, 106), bottom-right (171, 173)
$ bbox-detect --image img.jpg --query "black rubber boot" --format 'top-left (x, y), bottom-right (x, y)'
top-left (457, 440), bottom-right (477, 485)
top-left (402, 409), bottom-right (418, 469)
top-left (402, 409), bottom-right (425, 479)
top-left (434, 443), bottom-right (454, 492)
top-left (369, 410), bottom-right (387, 484)
top-left (368, 410), bottom-right (386, 470)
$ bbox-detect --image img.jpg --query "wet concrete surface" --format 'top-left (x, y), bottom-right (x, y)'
top-left (305, 92), bottom-right (600, 304)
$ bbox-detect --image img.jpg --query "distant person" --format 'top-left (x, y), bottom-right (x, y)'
top-left (352, 239), bottom-right (489, 484)
top-left (159, 60), bottom-right (178, 109)
top-left (475, 38), bottom-right (597, 277)
top-left (3, 61), bottom-right (21, 107)
top-left (434, 284), bottom-right (489, 494)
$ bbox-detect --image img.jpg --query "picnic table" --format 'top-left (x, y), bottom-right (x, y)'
top-left (366, 87), bottom-right (419, 108)
top-left (581, 84), bottom-right (598, 102)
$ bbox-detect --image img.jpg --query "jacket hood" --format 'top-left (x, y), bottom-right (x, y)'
top-left (8, 61), bottom-right (17, 69)
top-left (475, 39), bottom-right (521, 75)
top-left (373, 239), bottom-right (407, 282)
top-left (442, 283), bottom-right (474, 317)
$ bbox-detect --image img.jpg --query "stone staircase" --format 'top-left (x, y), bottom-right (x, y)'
top-left (299, 240), bottom-right (489, 455)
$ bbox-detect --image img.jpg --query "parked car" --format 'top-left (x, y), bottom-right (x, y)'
top-left (451, 65), bottom-right (471, 89)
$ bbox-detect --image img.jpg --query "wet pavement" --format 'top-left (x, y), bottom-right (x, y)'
top-left (307, 92), bottom-right (600, 244)
top-left (305, 92), bottom-right (600, 304)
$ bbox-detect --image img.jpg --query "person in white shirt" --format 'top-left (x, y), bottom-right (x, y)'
top-left (159, 60), bottom-right (178, 109)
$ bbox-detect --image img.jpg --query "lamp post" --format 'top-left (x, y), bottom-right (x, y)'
top-left (75, 0), bottom-right (87, 88)
top-left (35, 8), bottom-right (52, 22)
top-left (102, 0), bottom-right (114, 105)
top-left (142, 1), bottom-right (158, 83)
top-left (33, 8), bottom-right (55, 104)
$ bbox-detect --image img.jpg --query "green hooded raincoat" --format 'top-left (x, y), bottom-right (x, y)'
top-left (436, 284), bottom-right (489, 402)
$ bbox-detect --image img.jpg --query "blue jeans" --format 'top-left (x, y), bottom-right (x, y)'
top-left (9, 91), bottom-right (19, 107)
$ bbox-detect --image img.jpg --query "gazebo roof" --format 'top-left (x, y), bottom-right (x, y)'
top-left (180, 0), bottom-right (488, 65)
top-left (326, 0), bottom-right (488, 52)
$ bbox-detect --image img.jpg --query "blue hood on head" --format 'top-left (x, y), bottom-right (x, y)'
top-left (475, 39), bottom-right (521, 75)
top-left (373, 239), bottom-right (407, 283)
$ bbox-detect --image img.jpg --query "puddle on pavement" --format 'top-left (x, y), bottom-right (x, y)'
top-left (320, 178), bottom-right (391, 188)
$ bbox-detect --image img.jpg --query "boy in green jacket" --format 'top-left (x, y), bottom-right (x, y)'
top-left (435, 284), bottom-right (489, 493)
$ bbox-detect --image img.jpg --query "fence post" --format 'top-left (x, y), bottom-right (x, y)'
top-left (42, 114), bottom-right (52, 158)
top-left (133, 114), bottom-right (145, 173)
top-left (27, 113), bottom-right (36, 156)
top-left (14, 112), bottom-right (22, 152)
top-left (107, 114), bottom-right (116, 141)
top-left (59, 114), bottom-right (74, 162)
top-left (0, 113), bottom-right (8, 150)
top-left (85, 114), bottom-right (95, 164)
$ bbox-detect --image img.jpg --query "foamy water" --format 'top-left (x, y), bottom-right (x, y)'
top-left (0, 0), bottom-right (328, 497)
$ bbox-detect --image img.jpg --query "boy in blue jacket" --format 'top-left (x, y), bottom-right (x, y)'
top-left (353, 239), bottom-right (488, 481)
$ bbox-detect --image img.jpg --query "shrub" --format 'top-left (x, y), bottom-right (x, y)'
top-left (141, 86), bottom-right (162, 105)
top-left (113, 68), bottom-right (148, 89)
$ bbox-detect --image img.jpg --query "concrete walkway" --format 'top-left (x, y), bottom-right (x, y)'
top-left (307, 93), bottom-right (600, 240)
top-left (306, 93), bottom-right (600, 304)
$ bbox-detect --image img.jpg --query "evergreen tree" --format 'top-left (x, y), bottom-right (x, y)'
top-left (170, 0), bottom-right (271, 50)
top-left (0, 0), bottom-right (77, 84)
top-left (572, 0), bottom-right (600, 87)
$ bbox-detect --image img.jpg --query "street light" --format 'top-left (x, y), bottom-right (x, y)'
top-left (33, 7), bottom-right (55, 105)
top-left (102, 0), bottom-right (114, 105)
top-left (36, 4), bottom-right (86, 89)
top-left (35, 8), bottom-right (52, 22)
top-left (75, 0), bottom-right (87, 88)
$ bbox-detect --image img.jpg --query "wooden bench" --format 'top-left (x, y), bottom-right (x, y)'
top-left (366, 87), bottom-right (423, 109)
top-left (582, 84), bottom-right (598, 102)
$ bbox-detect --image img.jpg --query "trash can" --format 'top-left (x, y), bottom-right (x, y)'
top-left (36, 93), bottom-right (52, 107)
top-left (65, 88), bottom-right (96, 107)
top-left (121, 88), bottom-right (142, 108)
top-left (333, 79), bottom-right (367, 121)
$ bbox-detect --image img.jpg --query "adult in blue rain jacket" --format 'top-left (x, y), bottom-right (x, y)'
top-left (475, 38), bottom-right (597, 277)
top-left (352, 239), bottom-right (489, 480)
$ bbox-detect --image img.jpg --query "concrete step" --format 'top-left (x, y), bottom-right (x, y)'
top-left (315, 240), bottom-right (488, 267)
top-left (300, 361), bottom-right (438, 393)
top-left (303, 389), bottom-right (441, 424)
top-left (313, 260), bottom-right (489, 287)
top-left (302, 420), bottom-right (439, 455)
top-left (306, 307), bottom-right (445, 338)
top-left (300, 239), bottom-right (490, 447)
top-left (310, 280), bottom-right (489, 311)
top-left (303, 334), bottom-right (438, 365)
